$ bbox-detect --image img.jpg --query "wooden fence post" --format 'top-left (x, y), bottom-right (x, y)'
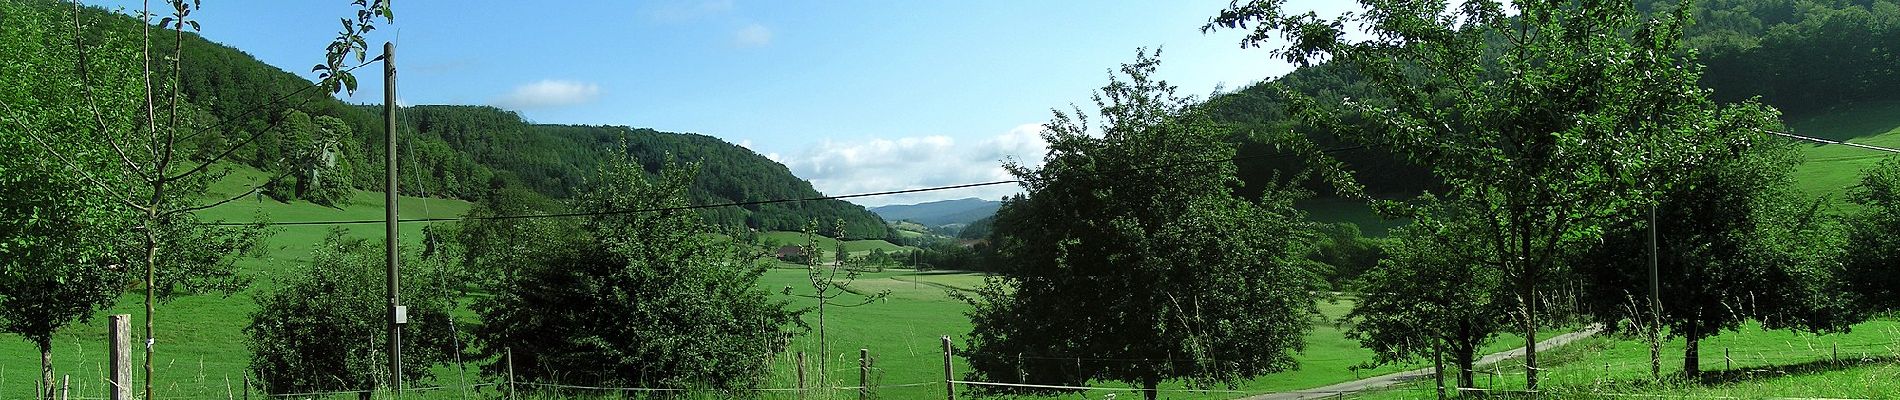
top-left (1725, 348), bottom-right (1731, 371)
top-left (859, 348), bottom-right (870, 400)
top-left (108, 314), bottom-right (129, 400)
top-left (942, 336), bottom-right (956, 400)
top-left (797, 351), bottom-right (808, 400)
top-left (505, 347), bottom-right (517, 400)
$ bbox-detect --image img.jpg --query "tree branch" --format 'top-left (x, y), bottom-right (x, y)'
top-left (0, 103), bottom-right (150, 213)
top-left (68, 0), bottom-right (152, 184)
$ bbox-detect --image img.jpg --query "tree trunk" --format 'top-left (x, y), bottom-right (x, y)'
top-left (1521, 261), bottom-right (1538, 392)
top-left (40, 343), bottom-right (54, 400)
top-left (1142, 373), bottom-right (1159, 400)
top-left (1683, 324), bottom-right (1701, 378)
top-left (1454, 336), bottom-right (1477, 389)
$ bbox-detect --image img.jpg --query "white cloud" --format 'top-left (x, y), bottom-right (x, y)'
top-left (493, 80), bottom-right (601, 109)
top-left (733, 23), bottom-right (773, 48)
top-left (781, 123), bottom-right (1050, 207)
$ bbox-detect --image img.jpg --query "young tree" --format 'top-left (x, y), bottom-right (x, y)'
top-left (962, 50), bottom-right (1324, 400)
top-left (473, 158), bottom-right (799, 393)
top-left (1342, 202), bottom-right (1507, 390)
top-left (13, 1), bottom-right (393, 399)
top-left (1205, 0), bottom-right (1779, 388)
top-left (245, 229), bottom-right (461, 400)
top-left (781, 220), bottom-right (890, 394)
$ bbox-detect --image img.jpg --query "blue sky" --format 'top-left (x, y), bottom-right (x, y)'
top-left (88, 0), bottom-right (1350, 206)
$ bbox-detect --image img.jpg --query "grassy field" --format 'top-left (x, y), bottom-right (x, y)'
top-left (11, 101), bottom-right (1900, 399)
top-left (1352, 319), bottom-right (1900, 399)
top-left (1787, 99), bottom-right (1900, 210)
top-left (0, 165), bottom-right (471, 399)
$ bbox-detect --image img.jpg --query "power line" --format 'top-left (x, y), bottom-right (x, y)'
top-left (1760, 128), bottom-right (1900, 154)
top-left (200, 144), bottom-right (1373, 227)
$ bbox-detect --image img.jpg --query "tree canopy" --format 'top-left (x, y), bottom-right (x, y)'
top-left (963, 51), bottom-right (1324, 400)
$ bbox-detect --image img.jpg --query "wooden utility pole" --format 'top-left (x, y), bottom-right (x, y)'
top-left (383, 41), bottom-right (404, 398)
top-left (108, 315), bottom-right (129, 400)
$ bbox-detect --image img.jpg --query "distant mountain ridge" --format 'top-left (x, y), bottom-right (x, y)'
top-left (869, 198), bottom-right (1002, 227)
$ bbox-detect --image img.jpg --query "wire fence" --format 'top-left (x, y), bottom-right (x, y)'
top-left (10, 330), bottom-right (1900, 400)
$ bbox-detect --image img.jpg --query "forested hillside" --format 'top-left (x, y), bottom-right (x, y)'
top-left (1209, 0), bottom-right (1900, 202)
top-left (24, 0), bottom-right (890, 238)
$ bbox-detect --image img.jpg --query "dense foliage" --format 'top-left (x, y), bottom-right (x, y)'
top-left (1343, 208), bottom-right (1507, 389)
top-left (1207, 0), bottom-right (1791, 389)
top-left (245, 230), bottom-right (461, 397)
top-left (470, 158), bottom-right (798, 392)
top-left (1204, 0), bottom-right (1900, 201)
top-left (964, 51), bottom-right (1323, 399)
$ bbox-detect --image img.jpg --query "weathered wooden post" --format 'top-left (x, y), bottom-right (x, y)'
top-left (859, 348), bottom-right (870, 400)
top-left (797, 351), bottom-right (807, 400)
top-left (1725, 348), bottom-right (1731, 371)
top-left (108, 314), bottom-right (129, 400)
top-left (942, 336), bottom-right (956, 400)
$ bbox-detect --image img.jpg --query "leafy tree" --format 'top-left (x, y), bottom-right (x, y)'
top-left (1841, 158), bottom-right (1900, 312)
top-left (1206, 0), bottom-right (1772, 388)
top-left (963, 50), bottom-right (1323, 400)
top-left (1575, 119), bottom-right (1855, 377)
top-left (1342, 202), bottom-right (1506, 390)
top-left (245, 230), bottom-right (460, 400)
top-left (9, 2), bottom-right (390, 398)
top-left (473, 158), bottom-right (798, 393)
top-left (0, 19), bottom-right (136, 393)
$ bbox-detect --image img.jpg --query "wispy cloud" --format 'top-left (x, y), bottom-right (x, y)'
top-left (733, 23), bottom-right (773, 48)
top-left (493, 80), bottom-right (601, 109)
top-left (781, 123), bottom-right (1050, 207)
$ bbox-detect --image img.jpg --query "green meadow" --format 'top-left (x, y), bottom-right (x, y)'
top-left (11, 99), bottom-right (1900, 399)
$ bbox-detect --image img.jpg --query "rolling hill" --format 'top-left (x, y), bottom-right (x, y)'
top-left (8, 0), bottom-right (890, 239)
top-left (868, 197), bottom-right (1002, 227)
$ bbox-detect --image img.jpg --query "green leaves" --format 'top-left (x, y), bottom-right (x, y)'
top-left (470, 154), bottom-right (797, 392)
top-left (967, 50), bottom-right (1322, 394)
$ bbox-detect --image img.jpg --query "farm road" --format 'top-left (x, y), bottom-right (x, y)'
top-left (1238, 324), bottom-right (1605, 400)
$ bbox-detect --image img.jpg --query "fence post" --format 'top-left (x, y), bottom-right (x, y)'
top-left (108, 314), bottom-right (129, 400)
top-left (942, 336), bottom-right (956, 400)
top-left (797, 351), bottom-right (808, 400)
top-left (860, 348), bottom-right (870, 400)
top-left (1833, 343), bottom-right (1839, 364)
top-left (1725, 348), bottom-right (1731, 371)
top-left (505, 347), bottom-right (517, 400)
top-left (60, 375), bottom-right (69, 400)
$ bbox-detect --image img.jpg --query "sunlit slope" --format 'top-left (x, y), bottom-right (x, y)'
top-left (1787, 100), bottom-right (1900, 208)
